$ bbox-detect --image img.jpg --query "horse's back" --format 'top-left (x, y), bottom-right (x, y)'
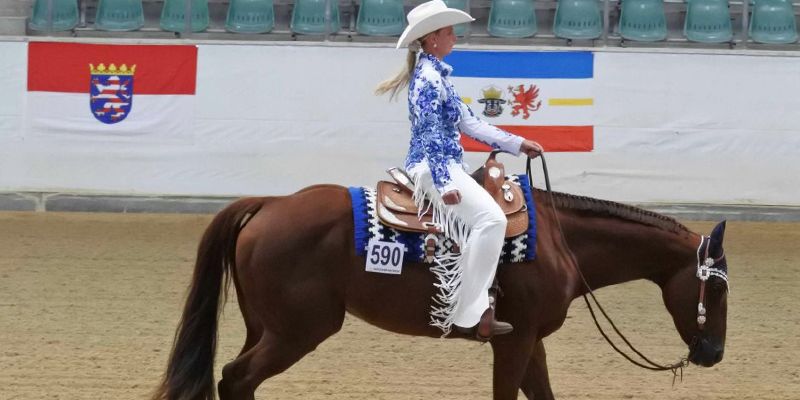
top-left (237, 184), bottom-right (353, 259)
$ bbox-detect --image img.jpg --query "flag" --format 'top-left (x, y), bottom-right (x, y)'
top-left (26, 42), bottom-right (197, 137)
top-left (447, 51), bottom-right (594, 152)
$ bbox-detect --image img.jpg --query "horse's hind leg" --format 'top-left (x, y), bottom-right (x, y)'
top-left (218, 189), bottom-right (351, 399)
top-left (218, 275), bottom-right (346, 400)
top-left (218, 333), bottom-right (315, 400)
top-left (232, 270), bottom-right (260, 358)
top-left (218, 310), bottom-right (345, 400)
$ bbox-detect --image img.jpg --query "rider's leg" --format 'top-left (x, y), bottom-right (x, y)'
top-left (409, 162), bottom-right (511, 338)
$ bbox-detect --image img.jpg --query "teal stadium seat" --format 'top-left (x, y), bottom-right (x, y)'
top-left (356, 0), bottom-right (406, 36)
top-left (95, 0), bottom-right (144, 31)
top-left (618, 0), bottom-right (667, 41)
top-left (749, 0), bottom-right (798, 43)
top-left (553, 0), bottom-right (603, 39)
top-left (160, 0), bottom-right (209, 32)
top-left (291, 0), bottom-right (341, 34)
top-left (488, 0), bottom-right (538, 38)
top-left (30, 0), bottom-right (79, 31)
top-left (226, 0), bottom-right (275, 33)
top-left (683, 0), bottom-right (733, 42)
top-left (443, 0), bottom-right (469, 36)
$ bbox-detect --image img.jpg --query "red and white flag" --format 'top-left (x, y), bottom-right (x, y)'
top-left (26, 42), bottom-right (197, 137)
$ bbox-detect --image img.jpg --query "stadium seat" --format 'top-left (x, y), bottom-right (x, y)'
top-left (443, 0), bottom-right (469, 36)
top-left (29, 0), bottom-right (79, 31)
top-left (160, 0), bottom-right (209, 32)
top-left (488, 0), bottom-right (538, 38)
top-left (226, 0), bottom-right (275, 33)
top-left (749, 0), bottom-right (798, 44)
top-left (95, 0), bottom-right (144, 31)
top-left (553, 0), bottom-right (603, 39)
top-left (618, 0), bottom-right (667, 41)
top-left (291, 0), bottom-right (341, 34)
top-left (683, 0), bottom-right (733, 43)
top-left (356, 0), bottom-right (406, 36)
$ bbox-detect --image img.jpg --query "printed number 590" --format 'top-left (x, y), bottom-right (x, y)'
top-left (370, 244), bottom-right (401, 266)
top-left (365, 240), bottom-right (404, 275)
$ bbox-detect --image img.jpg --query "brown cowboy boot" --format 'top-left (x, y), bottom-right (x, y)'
top-left (476, 306), bottom-right (513, 341)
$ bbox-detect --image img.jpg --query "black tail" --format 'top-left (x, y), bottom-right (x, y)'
top-left (152, 198), bottom-right (263, 400)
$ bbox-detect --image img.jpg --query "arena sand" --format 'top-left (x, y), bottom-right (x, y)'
top-left (0, 212), bottom-right (798, 399)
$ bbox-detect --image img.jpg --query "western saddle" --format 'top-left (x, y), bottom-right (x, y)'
top-left (376, 152), bottom-right (530, 239)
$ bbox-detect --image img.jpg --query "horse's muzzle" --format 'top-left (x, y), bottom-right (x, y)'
top-left (689, 337), bottom-right (725, 367)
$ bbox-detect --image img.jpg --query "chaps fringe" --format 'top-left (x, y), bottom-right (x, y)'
top-left (411, 170), bottom-right (471, 336)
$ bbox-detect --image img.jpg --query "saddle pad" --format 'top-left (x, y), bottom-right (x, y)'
top-left (348, 174), bottom-right (537, 264)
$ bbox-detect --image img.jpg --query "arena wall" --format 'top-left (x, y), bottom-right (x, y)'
top-left (0, 39), bottom-right (798, 207)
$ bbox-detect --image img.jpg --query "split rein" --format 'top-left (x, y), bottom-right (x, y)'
top-left (525, 155), bottom-right (690, 382)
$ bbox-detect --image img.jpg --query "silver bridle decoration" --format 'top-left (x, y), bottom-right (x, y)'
top-left (695, 235), bottom-right (729, 329)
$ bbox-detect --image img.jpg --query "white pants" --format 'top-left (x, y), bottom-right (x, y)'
top-left (409, 162), bottom-right (507, 330)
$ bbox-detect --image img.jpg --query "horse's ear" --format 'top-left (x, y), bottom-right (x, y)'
top-left (709, 220), bottom-right (727, 256)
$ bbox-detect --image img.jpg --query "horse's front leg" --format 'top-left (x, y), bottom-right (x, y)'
top-left (519, 340), bottom-right (556, 400)
top-left (490, 332), bottom-right (538, 399)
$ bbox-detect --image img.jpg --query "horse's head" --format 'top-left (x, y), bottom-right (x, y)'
top-left (661, 220), bottom-right (729, 367)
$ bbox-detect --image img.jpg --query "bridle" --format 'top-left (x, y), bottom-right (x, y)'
top-left (526, 154), bottom-right (728, 379)
top-left (694, 236), bottom-right (729, 331)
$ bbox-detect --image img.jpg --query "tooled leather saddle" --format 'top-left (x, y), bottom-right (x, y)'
top-left (376, 152), bottom-right (530, 238)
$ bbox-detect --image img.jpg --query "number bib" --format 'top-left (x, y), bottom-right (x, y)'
top-left (365, 239), bottom-right (405, 275)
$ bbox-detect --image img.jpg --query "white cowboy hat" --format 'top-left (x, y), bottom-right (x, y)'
top-left (396, 0), bottom-right (475, 49)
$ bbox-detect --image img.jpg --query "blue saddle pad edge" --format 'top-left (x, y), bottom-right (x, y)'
top-left (517, 173), bottom-right (537, 260)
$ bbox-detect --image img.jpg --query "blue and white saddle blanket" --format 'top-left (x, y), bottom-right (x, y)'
top-left (348, 174), bottom-right (537, 264)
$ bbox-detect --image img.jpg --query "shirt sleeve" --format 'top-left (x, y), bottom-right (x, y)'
top-left (457, 100), bottom-right (525, 156)
top-left (415, 80), bottom-right (457, 194)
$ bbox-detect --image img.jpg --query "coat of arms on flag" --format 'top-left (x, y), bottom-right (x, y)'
top-left (477, 85), bottom-right (506, 118)
top-left (89, 63), bottom-right (135, 124)
top-left (507, 84), bottom-right (542, 120)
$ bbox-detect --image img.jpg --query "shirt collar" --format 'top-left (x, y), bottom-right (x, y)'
top-left (420, 52), bottom-right (453, 78)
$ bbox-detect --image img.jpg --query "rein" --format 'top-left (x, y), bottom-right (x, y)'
top-left (526, 155), bottom-right (690, 379)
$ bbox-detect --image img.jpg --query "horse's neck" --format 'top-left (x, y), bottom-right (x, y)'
top-left (555, 205), bottom-right (699, 294)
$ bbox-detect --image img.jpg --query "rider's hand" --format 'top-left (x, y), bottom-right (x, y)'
top-left (441, 190), bottom-right (462, 205)
top-left (521, 140), bottom-right (544, 159)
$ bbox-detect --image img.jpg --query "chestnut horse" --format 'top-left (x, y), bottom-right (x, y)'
top-left (152, 183), bottom-right (729, 400)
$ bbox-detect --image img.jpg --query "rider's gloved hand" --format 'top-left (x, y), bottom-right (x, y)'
top-left (521, 140), bottom-right (544, 158)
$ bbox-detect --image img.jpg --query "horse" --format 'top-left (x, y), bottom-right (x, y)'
top-left (151, 178), bottom-right (729, 400)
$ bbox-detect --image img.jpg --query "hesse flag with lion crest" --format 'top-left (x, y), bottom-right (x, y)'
top-left (26, 42), bottom-right (197, 137)
top-left (447, 51), bottom-right (594, 152)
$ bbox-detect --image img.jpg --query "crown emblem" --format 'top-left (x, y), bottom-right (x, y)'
top-left (481, 86), bottom-right (503, 100)
top-left (89, 63), bottom-right (136, 76)
top-left (477, 85), bottom-right (506, 118)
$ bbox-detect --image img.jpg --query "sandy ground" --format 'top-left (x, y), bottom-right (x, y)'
top-left (0, 211), bottom-right (798, 399)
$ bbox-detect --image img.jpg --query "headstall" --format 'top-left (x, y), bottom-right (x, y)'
top-left (695, 235), bottom-right (729, 330)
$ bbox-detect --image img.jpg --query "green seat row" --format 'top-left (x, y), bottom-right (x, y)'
top-left (27, 0), bottom-right (800, 44)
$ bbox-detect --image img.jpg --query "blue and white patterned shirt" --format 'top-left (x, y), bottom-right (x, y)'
top-left (405, 52), bottom-right (525, 194)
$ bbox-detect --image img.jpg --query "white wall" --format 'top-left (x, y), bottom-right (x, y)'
top-left (0, 40), bottom-right (798, 205)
